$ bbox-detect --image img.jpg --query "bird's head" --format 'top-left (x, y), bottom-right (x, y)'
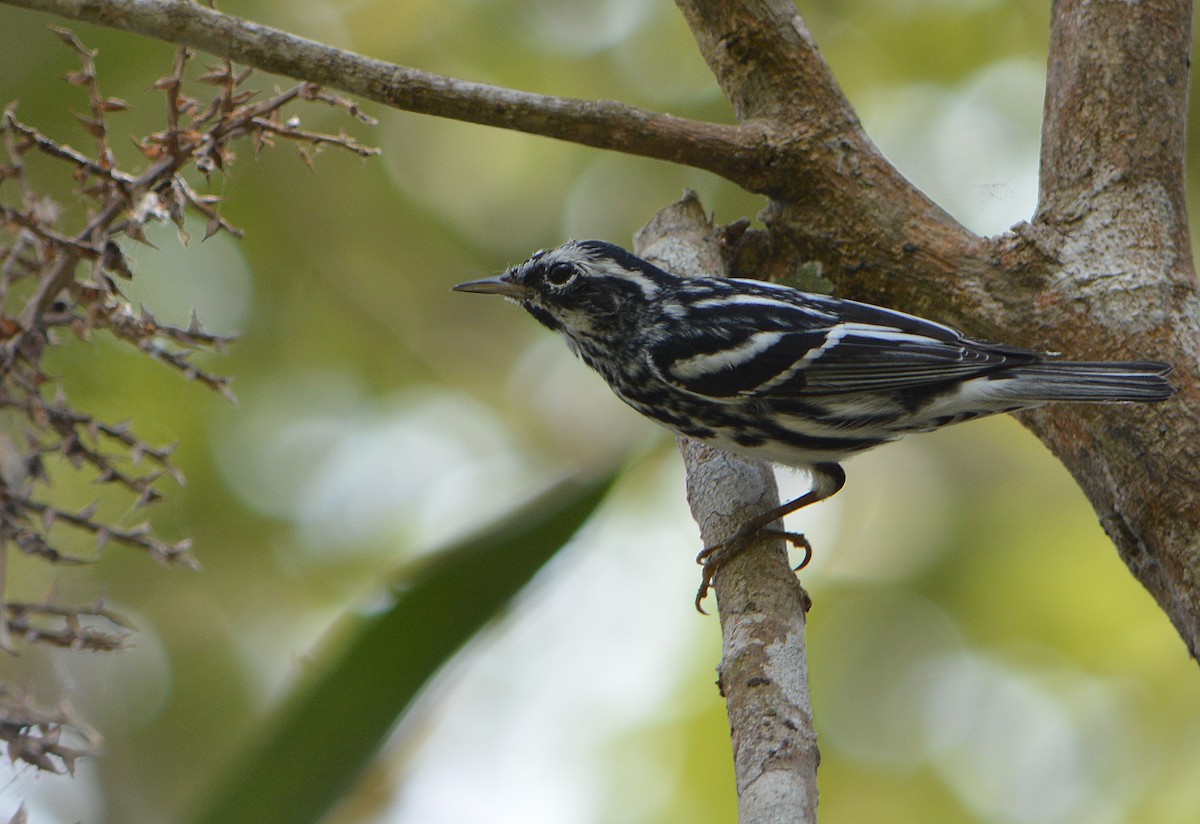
top-left (453, 240), bottom-right (672, 337)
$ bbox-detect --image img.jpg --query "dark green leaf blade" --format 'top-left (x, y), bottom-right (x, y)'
top-left (190, 471), bottom-right (616, 824)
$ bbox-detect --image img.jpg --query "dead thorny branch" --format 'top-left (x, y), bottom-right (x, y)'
top-left (0, 29), bottom-right (377, 770)
top-left (0, 685), bottom-right (102, 774)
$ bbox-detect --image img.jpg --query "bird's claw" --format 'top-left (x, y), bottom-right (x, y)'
top-left (693, 527), bottom-right (813, 612)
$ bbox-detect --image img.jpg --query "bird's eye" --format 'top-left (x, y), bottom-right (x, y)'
top-left (544, 262), bottom-right (577, 287)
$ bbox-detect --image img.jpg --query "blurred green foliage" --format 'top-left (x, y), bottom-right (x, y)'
top-left (1, 1), bottom-right (1198, 823)
top-left (192, 473), bottom-right (615, 824)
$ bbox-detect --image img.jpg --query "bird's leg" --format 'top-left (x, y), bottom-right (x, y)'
top-left (694, 463), bottom-right (846, 611)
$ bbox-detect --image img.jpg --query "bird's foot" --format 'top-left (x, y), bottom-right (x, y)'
top-left (694, 527), bottom-right (813, 612)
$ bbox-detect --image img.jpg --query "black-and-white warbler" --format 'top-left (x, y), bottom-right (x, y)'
top-left (455, 240), bottom-right (1174, 605)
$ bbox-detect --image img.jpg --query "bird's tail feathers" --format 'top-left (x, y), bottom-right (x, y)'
top-left (993, 361), bottom-right (1174, 403)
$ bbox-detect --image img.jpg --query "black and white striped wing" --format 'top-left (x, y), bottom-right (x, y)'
top-left (646, 290), bottom-right (1027, 399)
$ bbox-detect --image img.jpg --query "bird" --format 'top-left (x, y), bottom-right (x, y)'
top-left (454, 239), bottom-right (1174, 607)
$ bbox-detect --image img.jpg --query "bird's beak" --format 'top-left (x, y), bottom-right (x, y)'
top-left (452, 274), bottom-right (534, 299)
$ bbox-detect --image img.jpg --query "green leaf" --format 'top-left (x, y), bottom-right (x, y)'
top-left (189, 471), bottom-right (616, 824)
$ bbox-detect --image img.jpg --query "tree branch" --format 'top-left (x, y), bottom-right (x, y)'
top-left (6, 0), bottom-right (1198, 693)
top-left (1, 0), bottom-right (998, 302)
top-left (0, 0), bottom-right (773, 189)
top-left (672, 0), bottom-right (1001, 326)
top-left (11, 0), bottom-right (1194, 663)
top-left (1020, 0), bottom-right (1200, 655)
top-left (635, 193), bottom-right (818, 824)
top-left (1038, 0), bottom-right (1191, 228)
top-left (674, 0), bottom-right (859, 130)
top-left (677, 0), bottom-right (1200, 657)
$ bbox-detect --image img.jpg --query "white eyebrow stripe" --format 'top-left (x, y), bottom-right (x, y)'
top-left (581, 259), bottom-right (659, 298)
top-left (669, 331), bottom-right (786, 379)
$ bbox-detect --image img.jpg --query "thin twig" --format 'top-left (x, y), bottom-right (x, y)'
top-left (1, 112), bottom-right (135, 185)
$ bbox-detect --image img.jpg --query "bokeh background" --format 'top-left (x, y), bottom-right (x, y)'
top-left (2, 1), bottom-right (1199, 822)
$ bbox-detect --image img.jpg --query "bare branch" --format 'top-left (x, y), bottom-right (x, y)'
top-left (0, 686), bottom-right (102, 773)
top-left (0, 0), bottom-right (771, 190)
top-left (2, 114), bottom-right (134, 185)
top-left (0, 31), bottom-right (373, 714)
top-left (673, 0), bottom-right (857, 130)
top-left (4, 600), bottom-right (134, 650)
top-left (6, 492), bottom-right (196, 566)
top-left (636, 194), bottom-right (819, 824)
